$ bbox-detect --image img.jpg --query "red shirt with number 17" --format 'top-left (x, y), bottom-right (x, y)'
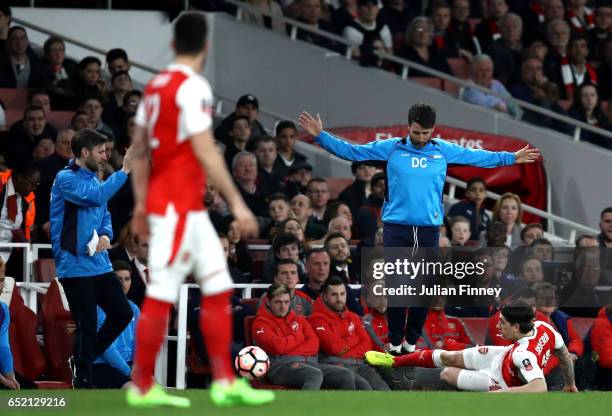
top-left (135, 63), bottom-right (213, 215)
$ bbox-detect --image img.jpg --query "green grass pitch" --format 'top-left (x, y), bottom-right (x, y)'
top-left (1, 390), bottom-right (611, 416)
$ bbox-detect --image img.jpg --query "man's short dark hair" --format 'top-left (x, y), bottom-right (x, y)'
top-left (112, 260), bottom-right (132, 273)
top-left (500, 300), bottom-right (535, 333)
top-left (267, 192), bottom-right (289, 206)
top-left (28, 89), bottom-right (50, 103)
top-left (23, 105), bottom-right (44, 118)
top-left (43, 36), bottom-right (64, 56)
top-left (106, 48), bottom-right (128, 64)
top-left (254, 135), bottom-right (276, 151)
top-left (72, 128), bottom-right (108, 158)
top-left (78, 56), bottom-right (102, 71)
top-left (575, 234), bottom-right (597, 246)
top-left (272, 233), bottom-right (300, 255)
top-left (531, 237), bottom-right (552, 248)
top-left (266, 282), bottom-right (291, 300)
top-left (307, 177), bottom-right (327, 189)
top-left (7, 26), bottom-right (26, 39)
top-left (321, 275), bottom-right (345, 293)
top-left (601, 207), bottom-right (612, 219)
top-left (324, 232), bottom-right (348, 249)
top-left (408, 103), bottom-right (436, 128)
top-left (13, 161), bottom-right (40, 178)
top-left (569, 32), bottom-right (589, 46)
top-left (0, 6), bottom-right (12, 19)
top-left (520, 223), bottom-right (543, 241)
top-left (371, 172), bottom-right (385, 186)
top-left (78, 94), bottom-right (103, 108)
top-left (466, 176), bottom-right (487, 191)
top-left (274, 259), bottom-right (298, 276)
top-left (232, 115), bottom-right (251, 128)
top-left (306, 247), bottom-right (327, 261)
top-left (512, 286), bottom-right (536, 301)
top-left (124, 90), bottom-right (142, 102)
top-left (174, 12), bottom-right (208, 55)
top-left (275, 120), bottom-right (297, 136)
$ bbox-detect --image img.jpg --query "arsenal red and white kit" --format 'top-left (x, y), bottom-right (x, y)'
top-left (135, 63), bottom-right (231, 302)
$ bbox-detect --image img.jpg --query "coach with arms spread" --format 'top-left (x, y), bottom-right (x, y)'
top-left (299, 104), bottom-right (540, 356)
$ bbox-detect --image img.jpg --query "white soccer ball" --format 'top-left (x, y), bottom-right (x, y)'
top-left (234, 346), bottom-right (270, 379)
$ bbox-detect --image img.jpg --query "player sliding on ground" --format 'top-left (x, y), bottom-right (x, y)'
top-left (365, 301), bottom-right (579, 392)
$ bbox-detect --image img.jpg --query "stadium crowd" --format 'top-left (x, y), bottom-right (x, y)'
top-left (0, 3), bottom-right (610, 392)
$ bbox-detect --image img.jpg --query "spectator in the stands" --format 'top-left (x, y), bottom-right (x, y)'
top-left (517, 256), bottom-right (545, 287)
top-left (263, 193), bottom-right (293, 240)
top-left (0, 26), bottom-right (52, 89)
top-left (265, 232), bottom-right (307, 282)
top-left (124, 235), bottom-right (148, 308)
top-left (300, 248), bottom-right (331, 301)
top-left (566, 0), bottom-right (595, 33)
top-left (258, 260), bottom-right (313, 315)
top-left (6, 105), bottom-right (54, 168)
top-left (0, 162), bottom-right (39, 265)
top-left (79, 95), bottom-right (115, 140)
top-left (254, 135), bottom-right (285, 193)
top-left (462, 54), bottom-right (522, 117)
top-left (475, 0), bottom-right (509, 51)
top-left (243, 0), bottom-right (285, 33)
top-left (576, 234), bottom-right (599, 247)
top-left (568, 83), bottom-right (612, 149)
top-left (447, 176), bottom-right (490, 242)
top-left (279, 218), bottom-right (308, 248)
top-left (377, 0), bottom-right (413, 37)
top-left (253, 283), bottom-right (356, 389)
top-left (215, 94), bottom-right (265, 145)
top-left (0, 6), bottom-right (10, 54)
top-left (32, 138), bottom-right (55, 161)
top-left (355, 171), bottom-right (384, 240)
top-left (343, 0), bottom-right (393, 67)
top-left (332, 0), bottom-right (358, 34)
top-left (218, 235), bottom-right (249, 287)
top-left (597, 38), bottom-right (612, 101)
top-left (34, 128), bottom-right (74, 242)
top-left (71, 111), bottom-right (90, 132)
top-left (106, 48), bottom-right (131, 76)
top-left (323, 200), bottom-right (353, 231)
top-left (599, 206), bottom-right (612, 248)
top-left (103, 71), bottom-right (133, 129)
top-left (108, 222), bottom-right (137, 264)
top-left (587, 3), bottom-right (612, 62)
top-left (54, 56), bottom-right (106, 110)
top-left (397, 16), bottom-right (453, 76)
top-left (510, 57), bottom-right (568, 131)
top-left (561, 247), bottom-right (608, 317)
top-left (275, 120), bottom-right (308, 170)
top-left (42, 36), bottom-right (77, 85)
top-left (93, 260), bottom-right (140, 389)
top-left (328, 216), bottom-right (353, 241)
top-left (291, 194), bottom-right (327, 240)
top-left (307, 178), bottom-right (331, 227)
top-left (524, 0), bottom-right (565, 45)
top-left (339, 162), bottom-right (377, 215)
top-left (232, 151), bottom-right (268, 219)
top-left (223, 215), bottom-right (253, 277)
top-left (448, 216), bottom-right (473, 246)
top-left (492, 245), bottom-right (516, 285)
top-left (590, 301), bottom-right (612, 390)
top-left (487, 13), bottom-right (523, 87)
top-left (422, 295), bottom-right (474, 349)
top-left (448, 0), bottom-right (480, 55)
top-left (284, 161), bottom-right (313, 199)
top-left (543, 19), bottom-right (571, 80)
top-left (551, 33), bottom-right (597, 100)
top-left (296, 0), bottom-right (340, 52)
top-left (308, 276), bottom-right (389, 390)
top-left (325, 232), bottom-right (360, 284)
top-left (531, 238), bottom-right (554, 262)
top-left (508, 222), bottom-right (544, 272)
top-left (224, 116), bottom-right (252, 168)
top-left (431, 1), bottom-right (469, 60)
top-left (107, 90), bottom-right (141, 144)
top-left (492, 192), bottom-right (523, 249)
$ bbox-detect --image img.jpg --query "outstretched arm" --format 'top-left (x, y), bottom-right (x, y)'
top-left (441, 141), bottom-right (540, 167)
top-left (554, 345), bottom-right (579, 392)
top-left (299, 112), bottom-right (394, 162)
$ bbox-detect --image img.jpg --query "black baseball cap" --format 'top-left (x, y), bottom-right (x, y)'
top-left (237, 94), bottom-right (259, 109)
top-left (289, 161), bottom-right (313, 175)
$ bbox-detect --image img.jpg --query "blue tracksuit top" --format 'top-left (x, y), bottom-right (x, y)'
top-left (0, 303), bottom-right (13, 374)
top-left (315, 131), bottom-right (515, 226)
top-left (94, 300), bottom-right (140, 376)
top-left (50, 161), bottom-right (127, 278)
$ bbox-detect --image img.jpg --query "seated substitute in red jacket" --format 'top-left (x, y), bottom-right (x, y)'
top-left (590, 305), bottom-right (612, 391)
top-left (420, 295), bottom-right (474, 351)
top-left (308, 276), bottom-right (390, 390)
top-left (252, 283), bottom-right (355, 390)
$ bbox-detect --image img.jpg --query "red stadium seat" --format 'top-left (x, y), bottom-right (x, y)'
top-left (411, 78), bottom-right (443, 90)
top-left (0, 88), bottom-right (29, 110)
top-left (244, 316), bottom-right (256, 346)
top-left (460, 317), bottom-right (489, 345)
top-left (41, 278), bottom-right (74, 383)
top-left (34, 258), bottom-right (57, 283)
top-left (447, 58), bottom-right (470, 79)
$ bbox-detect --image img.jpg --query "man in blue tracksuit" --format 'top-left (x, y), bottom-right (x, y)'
top-left (50, 129), bottom-right (134, 388)
top-left (298, 104), bottom-right (539, 354)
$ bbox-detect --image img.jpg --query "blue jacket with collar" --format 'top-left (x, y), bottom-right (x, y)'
top-left (50, 161), bottom-right (127, 278)
top-left (315, 131), bottom-right (515, 226)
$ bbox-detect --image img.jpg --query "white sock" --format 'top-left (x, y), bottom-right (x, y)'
top-left (432, 350), bottom-right (445, 368)
top-left (456, 370), bottom-right (492, 391)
